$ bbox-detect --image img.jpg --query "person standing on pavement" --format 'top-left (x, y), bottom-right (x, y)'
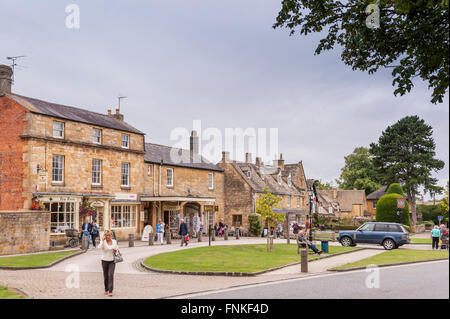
top-left (440, 224), bottom-right (448, 249)
top-left (156, 220), bottom-right (164, 245)
top-left (81, 218), bottom-right (93, 249)
top-left (179, 219), bottom-right (189, 247)
top-left (98, 230), bottom-right (118, 297)
top-left (91, 221), bottom-right (100, 248)
top-left (431, 225), bottom-right (441, 250)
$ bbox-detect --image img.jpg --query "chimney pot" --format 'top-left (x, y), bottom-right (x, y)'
top-left (0, 65), bottom-right (13, 94)
top-left (116, 108), bottom-right (120, 115)
top-left (245, 153), bottom-right (252, 164)
top-left (222, 151), bottom-right (230, 163)
top-left (190, 130), bottom-right (199, 155)
top-left (255, 157), bottom-right (262, 166)
top-left (107, 109), bottom-right (112, 116)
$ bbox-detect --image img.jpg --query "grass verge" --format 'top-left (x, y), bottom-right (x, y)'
top-left (144, 244), bottom-right (357, 273)
top-left (0, 286), bottom-right (25, 299)
top-left (332, 249), bottom-right (449, 270)
top-left (409, 238), bottom-right (432, 244)
top-left (0, 251), bottom-right (79, 268)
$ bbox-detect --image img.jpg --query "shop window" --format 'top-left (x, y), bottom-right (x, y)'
top-left (48, 202), bottom-right (75, 233)
top-left (111, 205), bottom-right (137, 228)
top-left (232, 215), bottom-right (242, 226)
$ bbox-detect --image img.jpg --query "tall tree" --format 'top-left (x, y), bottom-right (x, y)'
top-left (273, 0), bottom-right (449, 104)
top-left (370, 116), bottom-right (445, 231)
top-left (439, 181), bottom-right (449, 220)
top-left (337, 147), bottom-right (382, 195)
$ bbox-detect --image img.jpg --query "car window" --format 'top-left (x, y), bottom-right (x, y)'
top-left (359, 223), bottom-right (375, 231)
top-left (374, 224), bottom-right (389, 232)
top-left (388, 224), bottom-right (402, 232)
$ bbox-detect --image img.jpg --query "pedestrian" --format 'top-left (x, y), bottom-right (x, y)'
top-left (98, 230), bottom-right (118, 297)
top-left (91, 221), bottom-right (100, 248)
top-left (293, 221), bottom-right (300, 236)
top-left (179, 219), bottom-right (189, 247)
top-left (298, 231), bottom-right (322, 255)
top-left (276, 223), bottom-right (283, 238)
top-left (440, 224), bottom-right (448, 250)
top-left (81, 218), bottom-right (92, 249)
top-left (431, 225), bottom-right (441, 250)
top-left (156, 219), bottom-right (164, 245)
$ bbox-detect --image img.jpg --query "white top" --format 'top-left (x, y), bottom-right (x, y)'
top-left (98, 239), bottom-right (118, 261)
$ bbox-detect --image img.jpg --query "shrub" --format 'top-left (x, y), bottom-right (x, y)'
top-left (376, 193), bottom-right (411, 226)
top-left (402, 224), bottom-right (411, 233)
top-left (386, 183), bottom-right (405, 195)
top-left (332, 225), bottom-right (358, 231)
top-left (248, 214), bottom-right (263, 236)
top-left (417, 205), bottom-right (446, 224)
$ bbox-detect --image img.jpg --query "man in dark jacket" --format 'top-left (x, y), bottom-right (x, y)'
top-left (81, 218), bottom-right (93, 249)
top-left (179, 219), bottom-right (189, 247)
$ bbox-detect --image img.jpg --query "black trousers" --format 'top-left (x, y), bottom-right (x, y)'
top-left (91, 234), bottom-right (98, 247)
top-left (101, 260), bottom-right (116, 293)
top-left (432, 237), bottom-right (440, 249)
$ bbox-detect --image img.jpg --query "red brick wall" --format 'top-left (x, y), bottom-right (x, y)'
top-left (0, 96), bottom-right (28, 210)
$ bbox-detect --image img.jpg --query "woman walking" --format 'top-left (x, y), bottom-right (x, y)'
top-left (98, 230), bottom-right (118, 297)
top-left (91, 221), bottom-right (100, 248)
top-left (431, 225), bottom-right (441, 250)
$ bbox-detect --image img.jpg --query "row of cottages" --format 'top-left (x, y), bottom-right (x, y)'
top-left (217, 152), bottom-right (310, 231)
top-left (0, 64), bottom-right (224, 248)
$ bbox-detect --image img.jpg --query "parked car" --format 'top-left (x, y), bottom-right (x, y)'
top-left (337, 222), bottom-right (410, 250)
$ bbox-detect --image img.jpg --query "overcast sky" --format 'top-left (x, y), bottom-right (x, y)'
top-left (1, 0), bottom-right (448, 198)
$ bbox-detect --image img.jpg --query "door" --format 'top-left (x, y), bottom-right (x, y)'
top-left (373, 223), bottom-right (390, 244)
top-left (355, 223), bottom-right (376, 243)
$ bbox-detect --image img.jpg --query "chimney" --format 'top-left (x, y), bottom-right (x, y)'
top-left (107, 109), bottom-right (112, 116)
top-left (333, 188), bottom-right (338, 199)
top-left (273, 153), bottom-right (285, 171)
top-left (111, 108), bottom-right (124, 121)
top-left (222, 151), bottom-right (230, 163)
top-left (190, 131), bottom-right (199, 154)
top-left (245, 153), bottom-right (252, 164)
top-left (255, 157), bottom-right (263, 167)
top-left (0, 65), bottom-right (13, 94)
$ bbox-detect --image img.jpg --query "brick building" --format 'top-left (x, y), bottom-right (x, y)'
top-left (217, 152), bottom-right (310, 232)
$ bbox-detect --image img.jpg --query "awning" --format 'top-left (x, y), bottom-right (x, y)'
top-left (140, 196), bottom-right (216, 202)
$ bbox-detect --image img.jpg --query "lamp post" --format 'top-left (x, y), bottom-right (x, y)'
top-left (309, 181), bottom-right (318, 242)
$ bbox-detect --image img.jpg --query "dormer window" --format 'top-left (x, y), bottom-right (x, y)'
top-left (278, 172), bottom-right (282, 185)
top-left (247, 170), bottom-right (252, 179)
top-left (288, 174), bottom-right (292, 187)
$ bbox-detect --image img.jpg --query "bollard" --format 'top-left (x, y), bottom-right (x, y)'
top-left (81, 235), bottom-right (88, 250)
top-left (129, 234), bottom-right (135, 247)
top-left (198, 231), bottom-right (203, 242)
top-left (224, 229), bottom-right (229, 240)
top-left (236, 227), bottom-right (240, 240)
top-left (166, 232), bottom-right (172, 244)
top-left (301, 249), bottom-right (308, 273)
top-left (212, 229), bottom-right (216, 241)
top-left (149, 232), bottom-right (154, 246)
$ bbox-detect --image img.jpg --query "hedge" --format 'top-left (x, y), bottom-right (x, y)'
top-left (376, 193), bottom-right (411, 226)
top-left (386, 183), bottom-right (405, 195)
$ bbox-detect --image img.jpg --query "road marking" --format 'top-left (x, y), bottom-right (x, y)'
top-left (168, 259), bottom-right (449, 299)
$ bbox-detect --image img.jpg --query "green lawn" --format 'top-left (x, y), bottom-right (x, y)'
top-left (410, 238), bottom-right (432, 244)
top-left (0, 286), bottom-right (25, 299)
top-left (0, 251), bottom-right (78, 268)
top-left (333, 249), bottom-right (449, 270)
top-left (144, 244), bottom-right (358, 273)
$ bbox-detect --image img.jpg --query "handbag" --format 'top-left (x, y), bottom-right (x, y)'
top-left (114, 249), bottom-right (124, 263)
top-left (185, 234), bottom-right (190, 242)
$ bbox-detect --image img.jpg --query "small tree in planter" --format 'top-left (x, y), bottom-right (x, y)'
top-left (255, 187), bottom-right (284, 252)
top-left (248, 214), bottom-right (263, 237)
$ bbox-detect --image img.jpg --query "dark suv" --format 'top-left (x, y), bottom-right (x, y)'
top-left (337, 222), bottom-right (410, 250)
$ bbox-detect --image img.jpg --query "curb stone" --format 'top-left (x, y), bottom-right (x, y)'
top-left (140, 247), bottom-right (365, 277)
top-left (0, 250), bottom-right (86, 270)
top-left (328, 257), bottom-right (449, 272)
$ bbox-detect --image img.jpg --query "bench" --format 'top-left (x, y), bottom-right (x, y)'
top-left (312, 231), bottom-right (336, 243)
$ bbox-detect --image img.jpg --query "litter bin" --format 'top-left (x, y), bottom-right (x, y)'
top-left (321, 241), bottom-right (329, 253)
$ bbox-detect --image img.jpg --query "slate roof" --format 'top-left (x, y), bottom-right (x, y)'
top-left (6, 93), bottom-right (144, 135)
top-left (366, 186), bottom-right (388, 200)
top-left (144, 143), bottom-right (223, 172)
top-left (232, 162), bottom-right (302, 196)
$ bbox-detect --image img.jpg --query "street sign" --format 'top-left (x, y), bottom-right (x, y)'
top-left (438, 215), bottom-right (443, 221)
top-left (38, 170), bottom-right (48, 184)
top-left (397, 197), bottom-right (406, 209)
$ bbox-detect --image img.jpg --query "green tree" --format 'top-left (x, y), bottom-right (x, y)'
top-left (316, 179), bottom-right (334, 190)
top-left (273, 0), bottom-right (449, 104)
top-left (255, 187), bottom-right (284, 251)
top-left (439, 181), bottom-right (449, 220)
top-left (337, 147), bottom-right (382, 195)
top-left (424, 184), bottom-right (444, 205)
top-left (370, 116), bottom-right (445, 231)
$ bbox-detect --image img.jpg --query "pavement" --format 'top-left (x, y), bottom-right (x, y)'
top-left (0, 235), bottom-right (444, 299)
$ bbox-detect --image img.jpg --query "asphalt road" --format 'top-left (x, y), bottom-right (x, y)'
top-left (186, 260), bottom-right (449, 299)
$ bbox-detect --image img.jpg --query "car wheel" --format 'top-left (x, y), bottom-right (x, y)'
top-left (383, 239), bottom-right (395, 250)
top-left (340, 236), bottom-right (353, 247)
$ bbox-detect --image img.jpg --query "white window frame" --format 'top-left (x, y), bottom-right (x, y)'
top-left (52, 155), bottom-right (65, 183)
top-left (288, 174), bottom-right (292, 187)
top-left (147, 165), bottom-right (152, 176)
top-left (53, 121), bottom-right (65, 139)
top-left (297, 196), bottom-right (301, 208)
top-left (47, 202), bottom-right (76, 234)
top-left (111, 205), bottom-right (137, 229)
top-left (92, 128), bottom-right (102, 144)
top-left (372, 201), bottom-right (377, 209)
top-left (121, 134), bottom-right (130, 149)
top-left (287, 196), bottom-right (291, 207)
top-left (208, 172), bottom-right (214, 190)
top-left (92, 159), bottom-right (102, 185)
top-left (278, 172), bottom-right (282, 185)
top-left (167, 168), bottom-right (174, 187)
top-left (247, 170), bottom-right (252, 179)
top-left (121, 162), bottom-right (130, 187)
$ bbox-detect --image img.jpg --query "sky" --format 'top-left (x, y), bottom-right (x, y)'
top-left (1, 0), bottom-right (448, 198)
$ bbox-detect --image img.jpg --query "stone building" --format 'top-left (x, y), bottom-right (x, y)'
top-left (0, 65), bottom-right (146, 243)
top-left (140, 133), bottom-right (225, 238)
top-left (217, 152), bottom-right (310, 232)
top-left (316, 188), bottom-right (369, 219)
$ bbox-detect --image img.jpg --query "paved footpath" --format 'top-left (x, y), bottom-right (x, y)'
top-left (0, 237), bottom-right (435, 299)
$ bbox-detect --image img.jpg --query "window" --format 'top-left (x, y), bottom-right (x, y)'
top-left (53, 121), bottom-right (64, 138)
top-left (287, 196), bottom-right (291, 207)
top-left (247, 170), bottom-right (252, 178)
top-left (372, 201), bottom-right (377, 209)
top-left (52, 155), bottom-right (64, 183)
top-left (278, 172), bottom-right (282, 185)
top-left (111, 205), bottom-right (137, 228)
top-left (121, 163), bottom-right (130, 187)
top-left (208, 172), bottom-right (214, 189)
top-left (147, 165), bottom-right (152, 176)
top-left (297, 196), bottom-right (301, 208)
top-left (92, 159), bottom-right (102, 185)
top-left (261, 172), bottom-right (265, 181)
top-left (49, 202), bottom-right (76, 233)
top-left (167, 168), bottom-right (174, 187)
top-left (121, 134), bottom-right (130, 148)
top-left (93, 128), bottom-right (102, 144)
top-left (288, 174), bottom-right (292, 187)
top-left (358, 223), bottom-right (375, 232)
top-left (374, 224), bottom-right (389, 232)
top-left (388, 224), bottom-right (402, 233)
top-left (232, 215), bottom-right (243, 226)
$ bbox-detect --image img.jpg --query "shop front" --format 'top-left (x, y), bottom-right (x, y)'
top-left (108, 193), bottom-right (142, 240)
